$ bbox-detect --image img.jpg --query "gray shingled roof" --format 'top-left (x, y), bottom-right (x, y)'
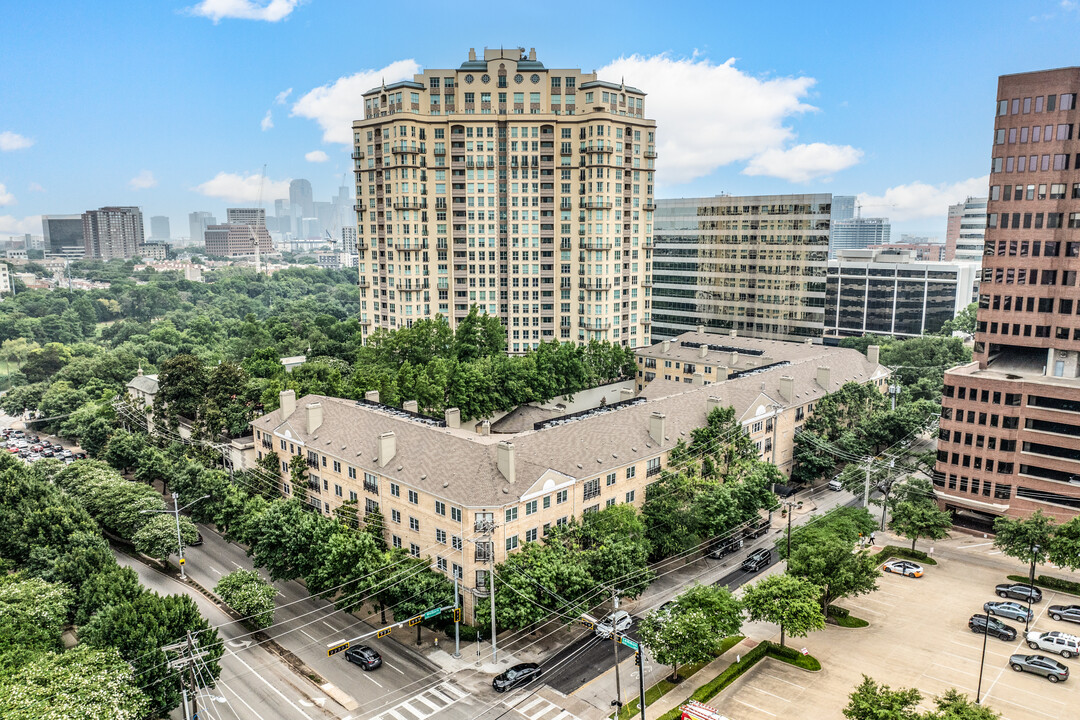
top-left (127, 374), bottom-right (159, 394)
top-left (250, 343), bottom-right (887, 509)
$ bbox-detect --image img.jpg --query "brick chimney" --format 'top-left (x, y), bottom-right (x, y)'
top-left (279, 390), bottom-right (295, 421)
top-left (779, 376), bottom-right (794, 403)
top-left (816, 366), bottom-right (831, 391)
top-left (377, 431), bottom-right (396, 468)
top-left (403, 400), bottom-right (418, 413)
top-left (364, 390), bottom-right (380, 403)
top-left (707, 396), bottom-right (723, 414)
top-left (306, 402), bottom-right (322, 433)
top-left (445, 408), bottom-right (461, 429)
top-left (497, 441), bottom-right (516, 484)
top-left (867, 344), bottom-right (880, 365)
top-left (649, 412), bottom-right (666, 445)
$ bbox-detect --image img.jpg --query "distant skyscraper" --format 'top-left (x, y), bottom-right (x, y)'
top-left (829, 217), bottom-right (891, 258)
top-left (204, 224), bottom-right (273, 257)
top-left (944, 196), bottom-right (988, 262)
top-left (226, 208), bottom-right (266, 227)
top-left (832, 195), bottom-right (856, 222)
top-left (341, 227), bottom-right (358, 255)
top-left (82, 206), bottom-right (145, 260)
top-left (41, 215), bottom-right (86, 258)
top-left (188, 211), bottom-right (217, 244)
top-left (290, 179), bottom-right (314, 219)
top-left (150, 215), bottom-right (171, 240)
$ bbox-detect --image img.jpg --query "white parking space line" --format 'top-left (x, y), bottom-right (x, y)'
top-left (982, 693), bottom-right (1060, 719)
top-left (733, 698), bottom-right (777, 717)
top-left (921, 673), bottom-right (977, 692)
top-left (749, 686), bottom-right (790, 702)
top-left (947, 639), bottom-right (1014, 660)
top-left (758, 672), bottom-right (805, 689)
top-left (937, 650), bottom-right (983, 665)
top-left (987, 679), bottom-right (1067, 706)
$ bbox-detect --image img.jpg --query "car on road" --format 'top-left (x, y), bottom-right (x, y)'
top-left (744, 518), bottom-right (771, 539)
top-left (344, 645), bottom-right (382, 670)
top-left (968, 614), bottom-right (1017, 641)
top-left (741, 548), bottom-right (771, 572)
top-left (492, 662), bottom-right (542, 692)
top-left (1049, 605), bottom-right (1080, 624)
top-left (985, 601), bottom-right (1034, 623)
top-left (595, 610), bottom-right (632, 639)
top-left (655, 601), bottom-right (676, 617)
top-left (706, 536), bottom-right (743, 559)
top-left (828, 475), bottom-right (843, 491)
top-left (1026, 631), bottom-right (1080, 658)
top-left (996, 583), bottom-right (1043, 603)
top-left (1010, 654), bottom-right (1070, 682)
top-left (882, 560), bottom-right (924, 578)
top-left (189, 532), bottom-right (204, 546)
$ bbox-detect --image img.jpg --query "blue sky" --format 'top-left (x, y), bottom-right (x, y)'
top-left (2, 0), bottom-right (1079, 240)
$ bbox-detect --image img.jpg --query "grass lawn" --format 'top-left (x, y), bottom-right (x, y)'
top-left (829, 613), bottom-right (869, 628)
top-left (613, 635), bottom-right (743, 720)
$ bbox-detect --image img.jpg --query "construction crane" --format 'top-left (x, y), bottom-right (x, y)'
top-left (324, 229), bottom-right (338, 250)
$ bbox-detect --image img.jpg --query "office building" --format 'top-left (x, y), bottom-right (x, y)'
top-left (189, 211), bottom-right (217, 245)
top-left (227, 208), bottom-right (267, 227)
top-left (869, 240), bottom-right (945, 261)
top-left (944, 196), bottom-right (989, 262)
top-left (250, 333), bottom-right (887, 622)
top-left (136, 243), bottom-right (169, 261)
top-left (0, 263), bottom-right (9, 295)
top-left (341, 226), bottom-right (358, 255)
top-left (150, 215), bottom-right (171, 240)
top-left (832, 195), bottom-right (856, 222)
top-left (82, 206), bottom-right (144, 260)
top-left (652, 194), bottom-right (831, 344)
top-left (936, 67), bottom-right (1080, 525)
top-left (829, 216), bottom-right (891, 258)
top-left (204, 223), bottom-right (274, 257)
top-left (824, 248), bottom-right (980, 340)
top-left (352, 46), bottom-right (657, 352)
top-left (290, 179), bottom-right (314, 219)
top-left (41, 215), bottom-right (86, 258)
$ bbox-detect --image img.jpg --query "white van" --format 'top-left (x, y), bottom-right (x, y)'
top-left (828, 475), bottom-right (843, 491)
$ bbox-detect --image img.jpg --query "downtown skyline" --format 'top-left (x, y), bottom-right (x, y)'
top-left (2, 0), bottom-right (1080, 240)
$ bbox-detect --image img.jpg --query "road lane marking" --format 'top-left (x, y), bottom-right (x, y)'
top-left (733, 698), bottom-right (776, 716)
top-left (300, 629), bottom-right (320, 643)
top-left (385, 661), bottom-right (406, 675)
top-left (209, 566), bottom-right (223, 575)
top-left (232, 560), bottom-right (244, 569)
top-left (959, 542), bottom-right (993, 550)
top-left (322, 621), bottom-right (339, 632)
top-left (364, 674), bottom-right (383, 689)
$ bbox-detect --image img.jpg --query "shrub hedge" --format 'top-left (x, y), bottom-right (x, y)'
top-left (1007, 574), bottom-right (1080, 597)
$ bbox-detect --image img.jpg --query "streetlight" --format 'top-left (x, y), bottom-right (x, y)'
top-left (781, 498), bottom-right (804, 558)
top-left (975, 606), bottom-right (991, 704)
top-left (1026, 543), bottom-right (1040, 633)
top-left (142, 492), bottom-right (209, 580)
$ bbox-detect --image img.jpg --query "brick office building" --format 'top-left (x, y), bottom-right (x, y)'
top-left (935, 67), bottom-right (1080, 526)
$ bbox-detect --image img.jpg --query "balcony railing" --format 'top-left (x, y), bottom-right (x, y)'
top-left (351, 150), bottom-right (365, 160)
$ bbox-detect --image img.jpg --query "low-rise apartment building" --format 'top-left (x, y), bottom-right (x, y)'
top-left (250, 334), bottom-right (887, 622)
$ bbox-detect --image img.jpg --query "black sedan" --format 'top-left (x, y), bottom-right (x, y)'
top-left (344, 645), bottom-right (382, 670)
top-left (968, 614), bottom-right (1017, 641)
top-left (492, 663), bottom-right (541, 693)
top-left (1049, 605), bottom-right (1080, 624)
top-left (996, 583), bottom-right (1042, 603)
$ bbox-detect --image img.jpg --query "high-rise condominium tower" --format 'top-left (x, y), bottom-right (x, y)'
top-left (944, 196), bottom-right (988, 261)
top-left (352, 47), bottom-right (657, 352)
top-left (150, 215), bottom-right (171, 241)
top-left (82, 206), bottom-right (144, 260)
top-left (935, 67), bottom-right (1080, 524)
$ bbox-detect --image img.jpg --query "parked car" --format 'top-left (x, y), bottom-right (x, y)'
top-left (1049, 605), bottom-right (1080, 624)
top-left (492, 663), bottom-right (541, 692)
top-left (1010, 654), bottom-right (1070, 682)
top-left (744, 518), bottom-right (771, 539)
top-left (41, 449), bottom-right (54, 458)
top-left (985, 601), bottom-right (1035, 623)
top-left (997, 583), bottom-right (1043, 603)
top-left (828, 475), bottom-right (843, 491)
top-left (75, 452), bottom-right (87, 459)
top-left (595, 610), bottom-right (632, 639)
top-left (13, 430), bottom-right (24, 438)
top-left (706, 536), bottom-right (743, 559)
top-left (655, 601), bottom-right (676, 617)
top-left (344, 645), bottom-right (382, 670)
top-left (60, 449), bottom-right (73, 459)
top-left (969, 614), bottom-right (1018, 641)
top-left (882, 560), bottom-right (924, 578)
top-left (189, 532), bottom-right (204, 547)
top-left (5, 447), bottom-right (18, 454)
top-left (1026, 631), bottom-right (1080, 658)
top-left (741, 548), bottom-right (772, 572)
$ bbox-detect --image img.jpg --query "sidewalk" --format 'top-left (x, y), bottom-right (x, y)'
top-left (639, 637), bottom-right (759, 720)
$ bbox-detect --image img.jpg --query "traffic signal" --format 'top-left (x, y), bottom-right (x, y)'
top-left (453, 607), bottom-right (462, 623)
top-left (635, 651), bottom-right (641, 666)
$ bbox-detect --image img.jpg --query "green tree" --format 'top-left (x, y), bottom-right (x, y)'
top-left (477, 541), bottom-right (594, 631)
top-left (1048, 516), bottom-right (1080, 571)
top-left (993, 510), bottom-right (1054, 568)
top-left (75, 565), bottom-right (144, 626)
top-left (568, 504), bottom-right (654, 598)
top-left (0, 645), bottom-right (151, 720)
top-left (924, 689), bottom-right (1001, 720)
top-left (153, 353), bottom-right (208, 428)
top-left (215, 569), bottom-right (276, 628)
top-left (742, 574), bottom-right (825, 648)
top-left (786, 518), bottom-right (880, 614)
top-left (889, 500), bottom-right (952, 551)
top-left (248, 499), bottom-right (334, 581)
top-left (938, 302), bottom-right (978, 337)
top-left (843, 676), bottom-right (922, 720)
top-left (132, 513), bottom-right (199, 567)
top-left (638, 584), bottom-right (742, 681)
top-left (0, 574), bottom-right (72, 674)
top-left (21, 342), bottom-right (72, 383)
top-left (102, 429), bottom-right (146, 474)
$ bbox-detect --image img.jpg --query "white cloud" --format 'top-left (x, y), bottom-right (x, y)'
top-left (0, 184), bottom-right (14, 207)
top-left (857, 176), bottom-right (990, 222)
top-left (193, 171), bottom-right (291, 203)
top-left (261, 110), bottom-right (274, 131)
top-left (0, 131), bottom-right (34, 151)
top-left (597, 53), bottom-right (847, 186)
top-left (274, 88), bottom-right (293, 105)
top-left (129, 170), bottom-right (158, 190)
top-left (304, 150), bottom-right (329, 163)
top-left (187, 0), bottom-right (302, 23)
top-left (28, 182), bottom-right (45, 193)
top-left (743, 143), bottom-right (863, 183)
top-left (292, 59), bottom-right (422, 144)
top-left (0, 215), bottom-right (41, 235)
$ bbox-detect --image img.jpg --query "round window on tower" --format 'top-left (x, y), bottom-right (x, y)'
top-left (514, 74), bottom-right (524, 84)
top-left (481, 74), bottom-right (490, 84)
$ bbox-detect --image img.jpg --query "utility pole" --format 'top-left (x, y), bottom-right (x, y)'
top-left (863, 458), bottom-right (872, 508)
top-left (186, 631), bottom-right (199, 720)
top-left (611, 588), bottom-right (623, 710)
top-left (163, 632), bottom-right (209, 720)
top-left (141, 493), bottom-right (209, 580)
top-left (637, 648), bottom-right (646, 720)
top-left (453, 573), bottom-right (461, 659)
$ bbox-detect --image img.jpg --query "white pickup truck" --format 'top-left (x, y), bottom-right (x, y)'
top-left (1026, 630), bottom-right (1080, 658)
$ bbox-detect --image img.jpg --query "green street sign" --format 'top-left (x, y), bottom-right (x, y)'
top-left (618, 636), bottom-right (639, 651)
top-left (423, 607), bottom-right (443, 620)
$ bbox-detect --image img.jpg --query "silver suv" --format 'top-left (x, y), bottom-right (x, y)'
top-left (1026, 631), bottom-right (1080, 659)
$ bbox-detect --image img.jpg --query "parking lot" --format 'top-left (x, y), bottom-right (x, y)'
top-left (714, 551), bottom-right (1080, 720)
